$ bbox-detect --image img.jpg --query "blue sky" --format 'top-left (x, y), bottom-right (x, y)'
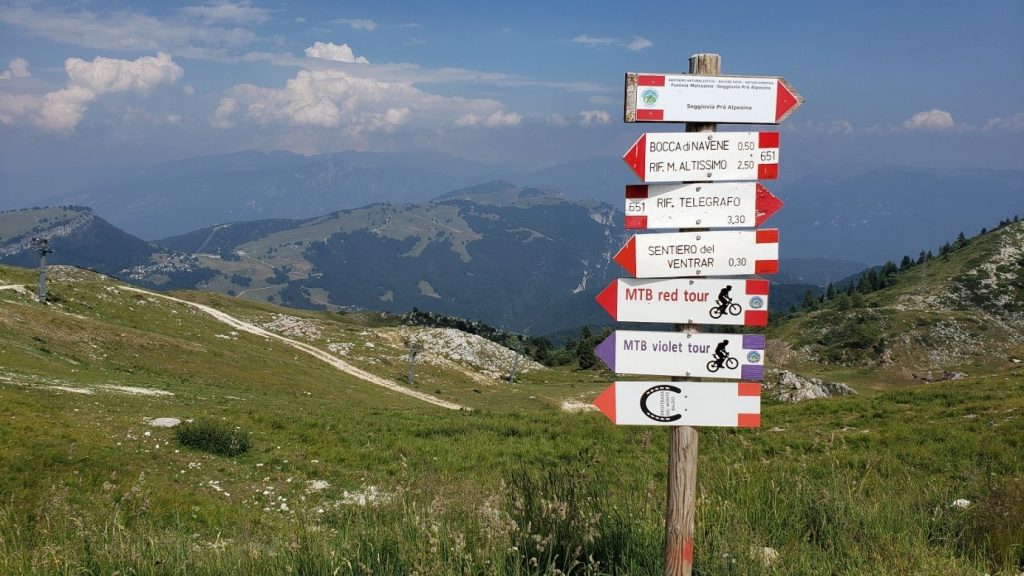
top-left (0, 0), bottom-right (1021, 172)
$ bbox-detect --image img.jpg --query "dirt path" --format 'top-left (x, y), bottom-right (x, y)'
top-left (0, 285), bottom-right (32, 296)
top-left (120, 286), bottom-right (466, 411)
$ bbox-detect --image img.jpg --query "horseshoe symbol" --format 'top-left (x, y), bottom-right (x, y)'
top-left (640, 384), bottom-right (682, 423)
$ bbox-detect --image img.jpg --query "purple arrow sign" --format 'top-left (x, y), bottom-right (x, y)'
top-left (595, 330), bottom-right (765, 380)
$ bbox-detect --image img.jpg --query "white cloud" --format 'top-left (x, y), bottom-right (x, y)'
top-left (627, 36), bottom-right (653, 51)
top-left (455, 111), bottom-right (521, 128)
top-left (0, 58), bottom-right (31, 80)
top-left (181, 1), bottom-right (271, 24)
top-left (215, 68), bottom-right (512, 135)
top-left (333, 18), bottom-right (378, 31)
top-left (571, 35), bottom-right (617, 48)
top-left (304, 42), bottom-right (369, 64)
top-left (903, 109), bottom-right (955, 131)
top-left (183, 84), bottom-right (196, 95)
top-left (547, 114), bottom-right (568, 126)
top-left (0, 53), bottom-right (183, 132)
top-left (64, 53), bottom-right (184, 95)
top-left (210, 97), bottom-right (238, 128)
top-left (786, 120), bottom-right (856, 135)
top-left (0, 5), bottom-right (259, 58)
top-left (0, 93), bottom-right (39, 124)
top-left (571, 34), bottom-right (652, 51)
top-left (579, 110), bottom-right (611, 125)
top-left (982, 112), bottom-right (1024, 132)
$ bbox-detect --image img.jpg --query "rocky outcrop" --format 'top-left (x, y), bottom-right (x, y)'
top-left (763, 370), bottom-right (857, 403)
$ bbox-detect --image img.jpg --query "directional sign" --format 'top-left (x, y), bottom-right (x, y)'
top-left (625, 182), bottom-right (783, 229)
top-left (593, 381), bottom-right (761, 427)
top-left (596, 278), bottom-right (770, 326)
top-left (614, 229), bottom-right (779, 278)
top-left (595, 330), bottom-right (766, 380)
top-left (623, 132), bottom-right (779, 183)
top-left (624, 73), bottom-right (803, 124)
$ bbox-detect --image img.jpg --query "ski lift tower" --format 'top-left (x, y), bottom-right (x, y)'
top-left (31, 237), bottom-right (52, 304)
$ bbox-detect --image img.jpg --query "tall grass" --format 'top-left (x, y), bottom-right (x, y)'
top-left (176, 419), bottom-right (251, 457)
top-left (1, 377), bottom-right (1022, 574)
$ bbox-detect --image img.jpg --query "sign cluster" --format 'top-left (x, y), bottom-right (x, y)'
top-left (593, 71), bottom-right (803, 428)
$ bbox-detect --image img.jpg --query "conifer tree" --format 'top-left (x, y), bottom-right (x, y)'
top-left (802, 289), bottom-right (816, 310)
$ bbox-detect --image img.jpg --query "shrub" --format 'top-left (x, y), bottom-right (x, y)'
top-left (176, 419), bottom-right (251, 456)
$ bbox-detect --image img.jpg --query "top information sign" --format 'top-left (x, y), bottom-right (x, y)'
top-left (625, 73), bottom-right (803, 124)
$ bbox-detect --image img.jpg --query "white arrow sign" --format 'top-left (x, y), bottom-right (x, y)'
top-left (623, 132), bottom-right (779, 183)
top-left (624, 182), bottom-right (783, 229)
top-left (614, 229), bottom-right (779, 278)
top-left (624, 73), bottom-right (803, 124)
top-left (593, 381), bottom-right (761, 427)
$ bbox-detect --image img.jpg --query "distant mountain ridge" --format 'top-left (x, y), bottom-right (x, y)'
top-left (0, 206), bottom-right (163, 277)
top-left (3, 150), bottom-right (1020, 267)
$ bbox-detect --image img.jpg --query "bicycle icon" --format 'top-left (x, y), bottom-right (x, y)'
top-left (709, 302), bottom-right (742, 319)
top-left (706, 355), bottom-right (739, 372)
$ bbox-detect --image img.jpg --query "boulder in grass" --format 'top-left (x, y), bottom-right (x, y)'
top-left (147, 417), bottom-right (181, 428)
top-left (763, 370), bottom-right (856, 403)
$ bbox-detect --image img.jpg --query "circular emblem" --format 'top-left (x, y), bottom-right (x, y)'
top-left (748, 296), bottom-right (764, 310)
top-left (641, 88), bottom-right (659, 107)
top-left (747, 351), bottom-right (761, 363)
top-left (640, 384), bottom-right (682, 423)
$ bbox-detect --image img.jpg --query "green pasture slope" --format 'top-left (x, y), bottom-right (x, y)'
top-left (0, 264), bottom-right (1022, 575)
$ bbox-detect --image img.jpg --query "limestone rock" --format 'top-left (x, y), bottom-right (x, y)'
top-left (763, 370), bottom-right (856, 403)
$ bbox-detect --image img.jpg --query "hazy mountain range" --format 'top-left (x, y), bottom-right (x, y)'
top-left (2, 150), bottom-right (1020, 265)
top-left (1, 184), bottom-right (826, 335)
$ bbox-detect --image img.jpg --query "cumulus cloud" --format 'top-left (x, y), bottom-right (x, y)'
top-left (212, 68), bottom-right (514, 136)
top-left (64, 53), bottom-right (183, 95)
top-left (455, 111), bottom-right (522, 128)
top-left (903, 109), bottom-right (955, 131)
top-left (180, 1), bottom-right (271, 24)
top-left (579, 110), bottom-right (610, 125)
top-left (0, 93), bottom-right (39, 124)
top-left (0, 58), bottom-right (31, 80)
top-left (210, 97), bottom-right (238, 128)
top-left (0, 53), bottom-right (183, 132)
top-left (304, 42), bottom-right (369, 63)
top-left (333, 18), bottom-right (378, 31)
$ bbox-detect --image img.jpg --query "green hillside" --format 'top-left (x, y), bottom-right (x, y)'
top-left (771, 220), bottom-right (1024, 385)
top-left (1, 262), bottom-right (1023, 574)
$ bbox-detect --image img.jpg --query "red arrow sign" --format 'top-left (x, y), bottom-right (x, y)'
top-left (623, 132), bottom-right (780, 183)
top-left (593, 381), bottom-right (761, 427)
top-left (625, 182), bottom-right (783, 229)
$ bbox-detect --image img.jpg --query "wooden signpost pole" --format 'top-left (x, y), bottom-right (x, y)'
top-left (664, 52), bottom-right (720, 576)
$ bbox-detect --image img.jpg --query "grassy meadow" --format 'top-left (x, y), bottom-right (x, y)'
top-left (1, 264), bottom-right (1022, 574)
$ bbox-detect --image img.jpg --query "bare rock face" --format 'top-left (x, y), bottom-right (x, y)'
top-left (763, 370), bottom-right (856, 403)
